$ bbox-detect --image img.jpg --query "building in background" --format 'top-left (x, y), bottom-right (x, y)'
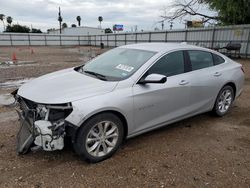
top-left (186, 20), bottom-right (204, 28)
top-left (48, 26), bottom-right (105, 35)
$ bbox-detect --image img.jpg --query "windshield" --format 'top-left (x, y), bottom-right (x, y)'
top-left (78, 48), bottom-right (156, 81)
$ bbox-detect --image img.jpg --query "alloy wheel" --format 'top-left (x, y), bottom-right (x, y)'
top-left (217, 89), bottom-right (233, 113)
top-left (85, 121), bottom-right (119, 157)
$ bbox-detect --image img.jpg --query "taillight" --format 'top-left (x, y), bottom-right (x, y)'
top-left (241, 66), bottom-right (245, 73)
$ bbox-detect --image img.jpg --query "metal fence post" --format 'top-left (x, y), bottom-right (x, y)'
top-left (44, 35), bottom-right (47, 46)
top-left (149, 32), bottom-right (151, 42)
top-left (245, 30), bottom-right (250, 58)
top-left (95, 35), bottom-right (97, 46)
top-left (165, 31), bottom-right (168, 42)
top-left (28, 34), bottom-right (31, 46)
top-left (107, 35), bottom-right (109, 47)
top-left (115, 34), bottom-right (117, 47)
top-left (185, 29), bottom-right (188, 42)
top-left (78, 36), bottom-right (80, 46)
top-left (135, 33), bottom-right (137, 43)
top-left (211, 27), bottom-right (216, 48)
top-left (125, 33), bottom-right (127, 45)
top-left (59, 35), bottom-right (62, 46)
top-left (9, 34), bottom-right (13, 46)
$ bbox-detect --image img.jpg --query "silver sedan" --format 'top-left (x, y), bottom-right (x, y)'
top-left (14, 43), bottom-right (244, 162)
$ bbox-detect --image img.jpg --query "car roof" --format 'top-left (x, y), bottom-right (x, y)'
top-left (120, 42), bottom-right (203, 53)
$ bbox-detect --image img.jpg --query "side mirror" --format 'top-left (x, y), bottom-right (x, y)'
top-left (138, 74), bottom-right (167, 84)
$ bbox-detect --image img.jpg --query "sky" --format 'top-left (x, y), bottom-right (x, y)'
top-left (0, 0), bottom-right (215, 32)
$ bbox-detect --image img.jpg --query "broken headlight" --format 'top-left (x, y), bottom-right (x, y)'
top-left (34, 103), bottom-right (73, 151)
top-left (36, 103), bottom-right (73, 121)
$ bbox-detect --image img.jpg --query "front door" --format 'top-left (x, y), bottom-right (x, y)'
top-left (132, 50), bottom-right (191, 134)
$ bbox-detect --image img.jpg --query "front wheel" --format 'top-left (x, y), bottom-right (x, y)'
top-left (213, 85), bottom-right (234, 116)
top-left (74, 113), bottom-right (124, 163)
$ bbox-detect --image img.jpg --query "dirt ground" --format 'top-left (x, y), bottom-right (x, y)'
top-left (0, 46), bottom-right (249, 188)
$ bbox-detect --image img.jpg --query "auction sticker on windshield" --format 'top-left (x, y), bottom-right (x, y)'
top-left (116, 64), bottom-right (134, 72)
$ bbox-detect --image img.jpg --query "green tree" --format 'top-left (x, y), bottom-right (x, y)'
top-left (71, 24), bottom-right (76, 27)
top-left (47, 28), bottom-right (55, 33)
top-left (0, 14), bottom-right (5, 31)
top-left (6, 16), bottom-right (13, 25)
top-left (203, 0), bottom-right (250, 24)
top-left (31, 28), bottom-right (42, 33)
top-left (5, 24), bottom-right (30, 33)
top-left (62, 22), bottom-right (67, 29)
top-left (105, 28), bottom-right (113, 33)
top-left (76, 16), bottom-right (81, 26)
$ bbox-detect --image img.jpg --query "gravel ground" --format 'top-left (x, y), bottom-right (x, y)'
top-left (0, 46), bottom-right (249, 188)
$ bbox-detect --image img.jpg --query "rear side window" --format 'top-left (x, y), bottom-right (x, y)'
top-left (212, 54), bottom-right (225, 65)
top-left (188, 50), bottom-right (214, 71)
top-left (148, 51), bottom-right (185, 77)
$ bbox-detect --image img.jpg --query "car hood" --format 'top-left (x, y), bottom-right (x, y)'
top-left (17, 68), bottom-right (118, 104)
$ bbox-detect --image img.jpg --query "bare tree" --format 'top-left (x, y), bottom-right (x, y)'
top-left (160, 0), bottom-right (218, 24)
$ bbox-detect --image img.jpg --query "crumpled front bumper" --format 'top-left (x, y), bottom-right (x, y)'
top-left (15, 103), bottom-right (35, 154)
top-left (13, 93), bottom-right (75, 154)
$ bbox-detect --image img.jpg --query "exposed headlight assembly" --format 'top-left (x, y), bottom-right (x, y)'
top-left (33, 103), bottom-right (72, 151)
top-left (16, 99), bottom-right (73, 153)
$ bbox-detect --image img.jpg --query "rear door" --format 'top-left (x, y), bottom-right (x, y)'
top-left (132, 50), bottom-right (192, 134)
top-left (186, 50), bottom-right (226, 114)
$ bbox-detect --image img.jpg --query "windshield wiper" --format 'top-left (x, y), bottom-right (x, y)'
top-left (83, 70), bottom-right (107, 81)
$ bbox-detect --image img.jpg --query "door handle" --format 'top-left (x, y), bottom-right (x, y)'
top-left (179, 80), bottom-right (189, 85)
top-left (214, 72), bottom-right (222, 77)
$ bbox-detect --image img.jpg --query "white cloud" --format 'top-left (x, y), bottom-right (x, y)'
top-left (0, 0), bottom-right (214, 32)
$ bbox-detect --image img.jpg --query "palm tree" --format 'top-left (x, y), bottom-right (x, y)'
top-left (0, 14), bottom-right (5, 31)
top-left (6, 16), bottom-right (13, 25)
top-left (76, 16), bottom-right (81, 26)
top-left (98, 16), bottom-right (103, 28)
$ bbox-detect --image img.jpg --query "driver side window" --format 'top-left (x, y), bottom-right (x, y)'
top-left (147, 51), bottom-right (185, 77)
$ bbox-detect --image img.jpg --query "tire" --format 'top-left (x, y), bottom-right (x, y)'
top-left (213, 85), bottom-right (234, 116)
top-left (73, 113), bottom-right (124, 163)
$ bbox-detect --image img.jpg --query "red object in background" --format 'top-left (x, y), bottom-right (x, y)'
top-left (12, 52), bottom-right (17, 62)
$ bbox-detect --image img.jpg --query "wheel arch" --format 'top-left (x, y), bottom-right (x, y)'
top-left (75, 109), bottom-right (128, 141)
top-left (212, 81), bottom-right (237, 110)
top-left (223, 82), bottom-right (236, 99)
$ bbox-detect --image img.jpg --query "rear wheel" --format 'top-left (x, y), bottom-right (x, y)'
top-left (213, 85), bottom-right (234, 116)
top-left (74, 113), bottom-right (124, 163)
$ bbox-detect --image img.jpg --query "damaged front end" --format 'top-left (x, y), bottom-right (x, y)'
top-left (13, 91), bottom-right (73, 154)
